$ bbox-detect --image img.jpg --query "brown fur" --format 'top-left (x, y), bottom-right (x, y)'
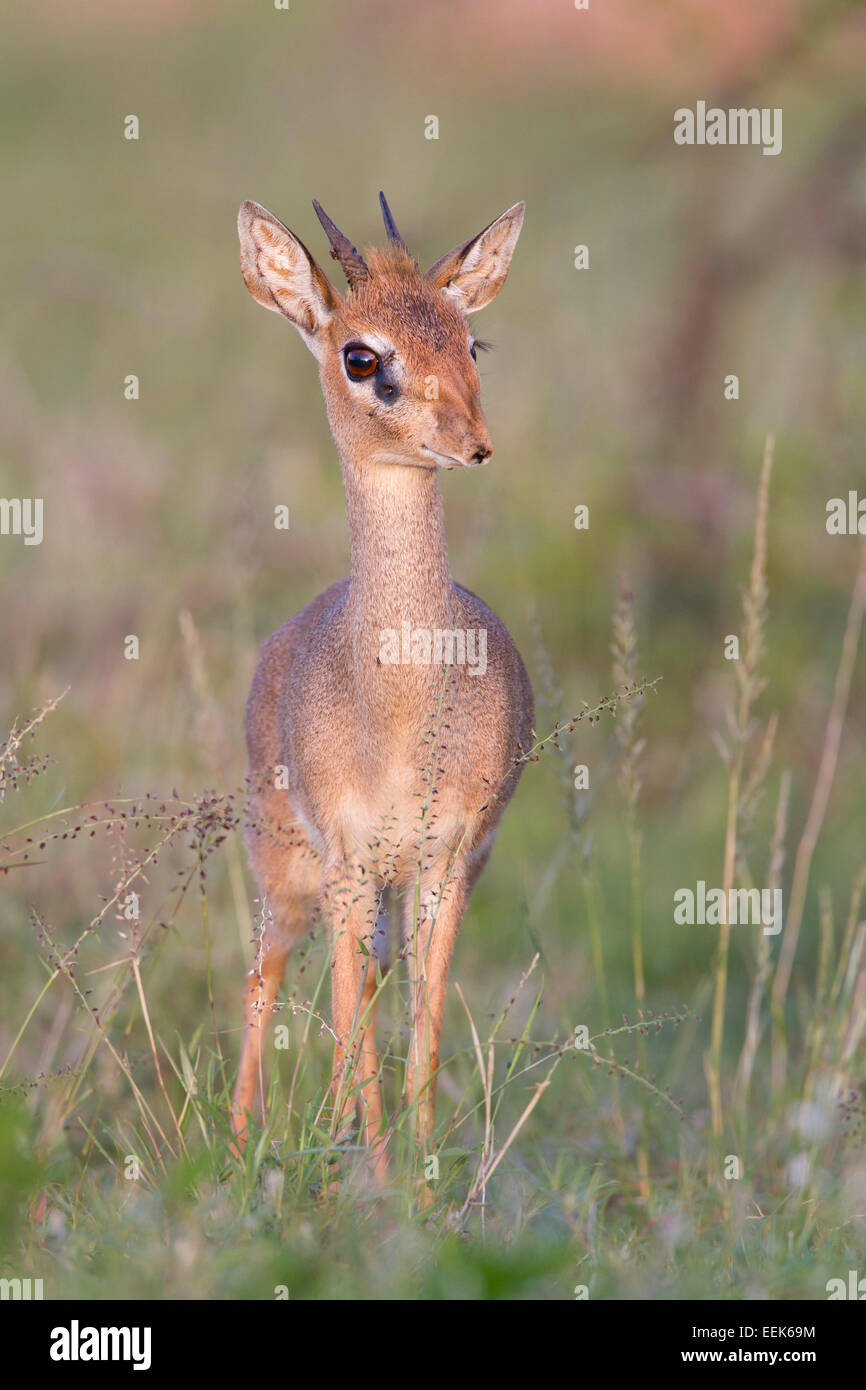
top-left (231, 197), bottom-right (533, 1181)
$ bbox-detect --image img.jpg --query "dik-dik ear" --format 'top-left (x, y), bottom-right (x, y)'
top-left (426, 202), bottom-right (524, 314)
top-left (238, 200), bottom-right (339, 355)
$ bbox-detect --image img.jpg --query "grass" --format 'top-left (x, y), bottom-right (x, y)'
top-left (1, 453), bottom-right (864, 1299)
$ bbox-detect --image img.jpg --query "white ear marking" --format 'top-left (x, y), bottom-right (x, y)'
top-left (427, 202), bottom-right (524, 315)
top-left (238, 200), bottom-right (339, 356)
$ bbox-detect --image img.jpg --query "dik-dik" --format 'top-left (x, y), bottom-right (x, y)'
top-left (231, 192), bottom-right (534, 1175)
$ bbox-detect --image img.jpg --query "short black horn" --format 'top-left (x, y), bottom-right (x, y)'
top-left (379, 191), bottom-right (409, 254)
top-left (312, 199), bottom-right (369, 287)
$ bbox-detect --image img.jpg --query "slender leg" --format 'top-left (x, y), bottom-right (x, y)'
top-left (403, 866), bottom-right (468, 1150)
top-left (231, 934), bottom-right (291, 1153)
top-left (231, 803), bottom-right (318, 1154)
top-left (323, 865), bottom-right (388, 1181)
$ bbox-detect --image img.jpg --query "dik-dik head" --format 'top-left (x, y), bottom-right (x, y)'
top-left (238, 192), bottom-right (524, 471)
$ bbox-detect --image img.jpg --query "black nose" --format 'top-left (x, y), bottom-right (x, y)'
top-left (471, 444), bottom-right (492, 465)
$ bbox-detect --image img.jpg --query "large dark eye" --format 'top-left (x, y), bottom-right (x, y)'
top-left (344, 346), bottom-right (379, 380)
top-left (469, 341), bottom-right (477, 361)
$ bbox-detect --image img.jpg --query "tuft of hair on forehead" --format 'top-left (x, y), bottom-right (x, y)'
top-left (341, 242), bottom-right (468, 354)
top-left (362, 243), bottom-right (419, 280)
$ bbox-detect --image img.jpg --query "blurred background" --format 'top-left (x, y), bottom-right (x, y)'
top-left (1, 0), bottom-right (865, 1298)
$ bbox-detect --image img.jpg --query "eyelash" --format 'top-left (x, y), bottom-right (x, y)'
top-left (344, 340), bottom-right (490, 384)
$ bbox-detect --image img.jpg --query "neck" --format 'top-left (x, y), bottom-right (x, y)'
top-left (342, 454), bottom-right (457, 664)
